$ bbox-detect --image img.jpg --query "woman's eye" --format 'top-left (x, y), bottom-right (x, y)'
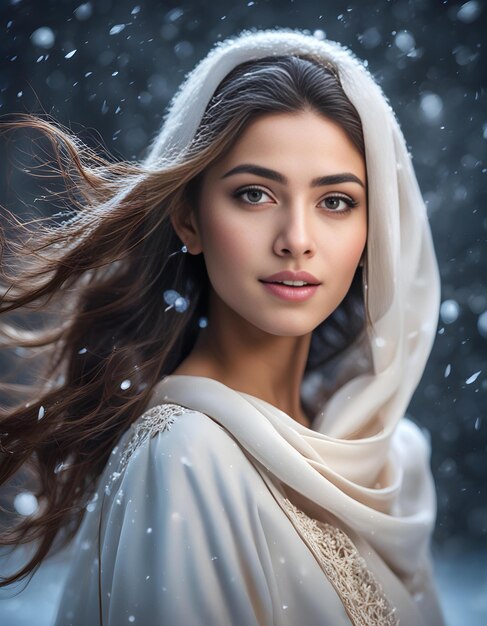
top-left (236, 187), bottom-right (272, 205)
top-left (320, 195), bottom-right (357, 213)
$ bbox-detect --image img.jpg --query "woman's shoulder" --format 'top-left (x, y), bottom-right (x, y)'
top-left (63, 403), bottom-right (285, 626)
top-left (123, 401), bottom-right (237, 457)
top-left (105, 402), bottom-right (252, 496)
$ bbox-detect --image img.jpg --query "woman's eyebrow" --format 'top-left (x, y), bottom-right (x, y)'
top-left (221, 163), bottom-right (365, 188)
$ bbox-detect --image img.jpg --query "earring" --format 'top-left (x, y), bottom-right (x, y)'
top-left (167, 244), bottom-right (188, 259)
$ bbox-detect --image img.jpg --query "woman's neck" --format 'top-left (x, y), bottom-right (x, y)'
top-left (170, 328), bottom-right (312, 427)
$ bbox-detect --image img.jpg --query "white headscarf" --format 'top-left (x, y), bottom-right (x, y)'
top-left (144, 29), bottom-right (441, 591)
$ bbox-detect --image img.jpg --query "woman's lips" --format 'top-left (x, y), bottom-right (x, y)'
top-left (261, 270), bottom-right (320, 284)
top-left (259, 281), bottom-right (319, 301)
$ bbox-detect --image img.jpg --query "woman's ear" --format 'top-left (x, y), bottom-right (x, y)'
top-left (170, 206), bottom-right (203, 255)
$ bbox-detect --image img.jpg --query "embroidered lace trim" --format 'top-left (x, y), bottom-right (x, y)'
top-left (104, 403), bottom-right (190, 495)
top-left (120, 403), bottom-right (190, 470)
top-left (281, 497), bottom-right (400, 626)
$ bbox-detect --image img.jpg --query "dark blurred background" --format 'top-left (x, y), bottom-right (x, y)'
top-left (0, 0), bottom-right (486, 624)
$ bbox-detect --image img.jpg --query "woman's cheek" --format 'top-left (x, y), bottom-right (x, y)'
top-left (332, 222), bottom-right (366, 270)
top-left (202, 214), bottom-right (256, 279)
top-left (345, 235), bottom-right (366, 272)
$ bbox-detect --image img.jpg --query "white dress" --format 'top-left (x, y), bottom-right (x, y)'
top-left (53, 377), bottom-right (445, 626)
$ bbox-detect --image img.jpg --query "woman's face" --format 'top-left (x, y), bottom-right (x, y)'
top-left (181, 109), bottom-right (367, 337)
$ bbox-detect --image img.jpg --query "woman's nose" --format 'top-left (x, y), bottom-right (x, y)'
top-left (273, 203), bottom-right (316, 258)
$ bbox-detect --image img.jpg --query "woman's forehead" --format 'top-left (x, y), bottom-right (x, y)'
top-left (207, 110), bottom-right (367, 186)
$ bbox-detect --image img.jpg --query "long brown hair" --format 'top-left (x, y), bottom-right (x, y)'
top-left (0, 55), bottom-right (368, 586)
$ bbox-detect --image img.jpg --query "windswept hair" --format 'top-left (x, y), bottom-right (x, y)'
top-left (0, 55), bottom-right (368, 587)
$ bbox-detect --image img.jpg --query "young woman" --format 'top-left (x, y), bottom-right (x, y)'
top-left (0, 29), bottom-right (445, 625)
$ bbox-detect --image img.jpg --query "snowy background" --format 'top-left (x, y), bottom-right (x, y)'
top-left (0, 0), bottom-right (486, 624)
